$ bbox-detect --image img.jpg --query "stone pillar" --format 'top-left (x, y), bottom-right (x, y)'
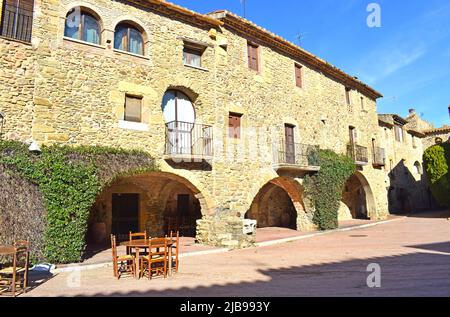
top-left (196, 213), bottom-right (256, 249)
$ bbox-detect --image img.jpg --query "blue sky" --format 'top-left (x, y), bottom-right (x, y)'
top-left (173, 0), bottom-right (450, 127)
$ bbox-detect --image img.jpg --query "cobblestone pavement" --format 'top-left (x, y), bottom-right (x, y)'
top-left (25, 211), bottom-right (450, 297)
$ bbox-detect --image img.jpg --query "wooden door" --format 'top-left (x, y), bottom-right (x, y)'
top-left (285, 125), bottom-right (295, 164)
top-left (112, 194), bottom-right (139, 241)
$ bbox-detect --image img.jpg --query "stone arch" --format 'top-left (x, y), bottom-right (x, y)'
top-left (111, 17), bottom-right (150, 54)
top-left (88, 171), bottom-right (213, 243)
top-left (63, 2), bottom-right (104, 26)
top-left (246, 176), bottom-right (313, 231)
top-left (63, 4), bottom-right (104, 44)
top-left (341, 171), bottom-right (376, 220)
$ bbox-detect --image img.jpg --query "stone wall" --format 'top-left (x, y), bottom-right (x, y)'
top-left (378, 121), bottom-right (431, 212)
top-left (196, 214), bottom-right (256, 249)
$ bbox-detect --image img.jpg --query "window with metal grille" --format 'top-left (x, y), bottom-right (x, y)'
top-left (0, 0), bottom-right (34, 43)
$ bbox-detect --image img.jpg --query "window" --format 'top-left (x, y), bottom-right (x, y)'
top-left (394, 125), bottom-right (404, 142)
top-left (114, 23), bottom-right (144, 55)
top-left (360, 97), bottom-right (365, 110)
top-left (0, 0), bottom-right (34, 42)
top-left (412, 135), bottom-right (417, 148)
top-left (345, 87), bottom-right (352, 105)
top-left (124, 95), bottom-right (142, 122)
top-left (183, 43), bottom-right (204, 68)
top-left (229, 113), bottom-right (242, 139)
top-left (161, 90), bottom-right (195, 124)
top-left (294, 64), bottom-right (303, 88)
top-left (413, 162), bottom-right (422, 175)
top-left (64, 8), bottom-right (101, 45)
top-left (247, 42), bottom-right (259, 72)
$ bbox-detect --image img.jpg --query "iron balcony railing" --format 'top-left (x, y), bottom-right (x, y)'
top-left (372, 146), bottom-right (386, 166)
top-left (0, 4), bottom-right (33, 43)
top-left (347, 143), bottom-right (369, 164)
top-left (275, 140), bottom-right (320, 167)
top-left (165, 121), bottom-right (213, 158)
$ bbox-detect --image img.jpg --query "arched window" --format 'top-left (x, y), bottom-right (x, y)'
top-left (114, 23), bottom-right (144, 55)
top-left (413, 162), bottom-right (422, 175)
top-left (64, 8), bottom-right (101, 45)
top-left (161, 90), bottom-right (195, 124)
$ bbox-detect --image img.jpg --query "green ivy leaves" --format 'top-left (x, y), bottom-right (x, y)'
top-left (423, 143), bottom-right (450, 207)
top-left (304, 149), bottom-right (356, 230)
top-left (0, 141), bottom-right (156, 264)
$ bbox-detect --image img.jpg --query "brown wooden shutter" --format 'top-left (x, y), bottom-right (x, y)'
top-left (295, 64), bottom-right (302, 88)
top-left (125, 96), bottom-right (142, 122)
top-left (1, 0), bottom-right (34, 42)
top-left (248, 43), bottom-right (259, 71)
top-left (229, 113), bottom-right (242, 139)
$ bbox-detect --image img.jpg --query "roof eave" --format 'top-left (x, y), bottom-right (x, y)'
top-left (211, 11), bottom-right (382, 100)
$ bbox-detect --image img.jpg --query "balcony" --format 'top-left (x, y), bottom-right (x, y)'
top-left (164, 121), bottom-right (213, 162)
top-left (347, 144), bottom-right (369, 165)
top-left (372, 147), bottom-right (386, 167)
top-left (273, 141), bottom-right (320, 173)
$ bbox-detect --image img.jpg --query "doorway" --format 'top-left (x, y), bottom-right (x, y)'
top-left (112, 193), bottom-right (139, 241)
top-left (285, 124), bottom-right (296, 164)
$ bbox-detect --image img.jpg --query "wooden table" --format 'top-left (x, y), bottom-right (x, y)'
top-left (121, 238), bottom-right (175, 279)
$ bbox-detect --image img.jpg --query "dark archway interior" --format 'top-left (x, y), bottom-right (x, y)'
top-left (246, 182), bottom-right (297, 230)
top-left (342, 174), bottom-right (369, 220)
top-left (87, 173), bottom-right (203, 248)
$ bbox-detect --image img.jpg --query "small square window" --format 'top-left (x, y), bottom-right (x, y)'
top-left (183, 44), bottom-right (203, 68)
top-left (124, 95), bottom-right (142, 123)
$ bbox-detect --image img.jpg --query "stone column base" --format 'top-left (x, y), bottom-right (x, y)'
top-left (196, 214), bottom-right (256, 249)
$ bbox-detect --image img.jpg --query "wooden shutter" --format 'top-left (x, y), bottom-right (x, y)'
top-left (247, 43), bottom-right (259, 71)
top-left (125, 96), bottom-right (142, 122)
top-left (295, 64), bottom-right (302, 88)
top-left (345, 88), bottom-right (351, 105)
top-left (229, 113), bottom-right (241, 139)
top-left (1, 0), bottom-right (34, 42)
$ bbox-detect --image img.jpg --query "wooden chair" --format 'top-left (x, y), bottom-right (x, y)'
top-left (0, 240), bottom-right (30, 297)
top-left (140, 238), bottom-right (168, 280)
top-left (170, 231), bottom-right (180, 273)
top-left (129, 231), bottom-right (148, 255)
top-left (111, 235), bottom-right (135, 279)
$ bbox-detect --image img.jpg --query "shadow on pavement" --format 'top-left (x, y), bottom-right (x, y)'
top-left (73, 250), bottom-right (450, 297)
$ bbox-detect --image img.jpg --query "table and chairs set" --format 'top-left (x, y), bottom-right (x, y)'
top-left (111, 231), bottom-right (180, 280)
top-left (0, 240), bottom-right (30, 297)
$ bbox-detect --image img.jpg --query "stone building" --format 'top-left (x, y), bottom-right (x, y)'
top-left (378, 114), bottom-right (433, 214)
top-left (1, 0), bottom-right (402, 247)
top-left (405, 108), bottom-right (450, 149)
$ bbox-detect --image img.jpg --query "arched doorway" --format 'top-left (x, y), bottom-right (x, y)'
top-left (87, 172), bottom-right (208, 245)
top-left (341, 172), bottom-right (376, 220)
top-left (246, 177), bottom-right (305, 230)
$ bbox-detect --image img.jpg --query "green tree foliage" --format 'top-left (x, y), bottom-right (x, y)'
top-left (304, 149), bottom-right (356, 230)
top-left (0, 141), bottom-right (156, 263)
top-left (423, 143), bottom-right (450, 206)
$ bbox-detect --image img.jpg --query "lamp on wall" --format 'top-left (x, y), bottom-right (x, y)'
top-left (0, 112), bottom-right (4, 140)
